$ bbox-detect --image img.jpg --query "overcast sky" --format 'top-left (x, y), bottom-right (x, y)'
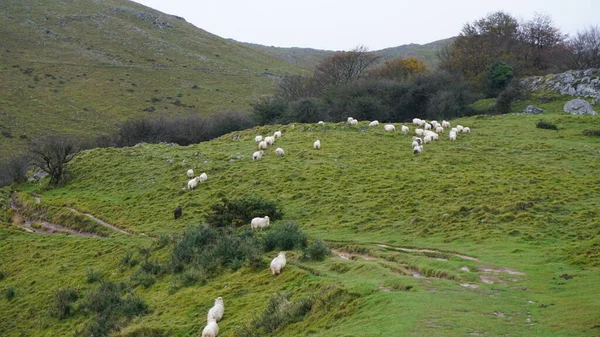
top-left (131, 0), bottom-right (599, 51)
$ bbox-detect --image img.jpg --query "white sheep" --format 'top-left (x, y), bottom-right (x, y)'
top-left (202, 318), bottom-right (219, 337)
top-left (270, 251), bottom-right (287, 276)
top-left (258, 141), bottom-right (268, 150)
top-left (369, 120), bottom-right (379, 127)
top-left (423, 135), bottom-right (432, 144)
top-left (449, 131), bottom-right (457, 142)
top-left (347, 117), bottom-right (354, 123)
top-left (412, 136), bottom-right (423, 145)
top-left (415, 128), bottom-right (424, 136)
top-left (275, 147), bottom-right (285, 157)
top-left (207, 297), bottom-right (224, 322)
top-left (442, 120), bottom-right (450, 128)
top-left (187, 177), bottom-right (200, 190)
top-left (186, 169), bottom-right (194, 178)
top-left (401, 125), bottom-right (409, 134)
top-left (265, 136), bottom-right (275, 146)
top-left (431, 120), bottom-right (439, 128)
top-left (252, 150), bottom-right (264, 160)
top-left (318, 121), bottom-right (325, 125)
top-left (350, 119), bottom-right (358, 126)
top-left (313, 140), bottom-right (321, 150)
top-left (411, 140), bottom-right (419, 148)
top-left (450, 127), bottom-right (458, 134)
top-left (424, 123), bottom-right (432, 130)
top-left (199, 172), bottom-right (208, 183)
top-left (384, 124), bottom-right (396, 132)
top-left (435, 126), bottom-right (444, 134)
top-left (456, 125), bottom-right (464, 132)
top-left (274, 131), bottom-right (282, 138)
top-left (462, 127), bottom-right (471, 133)
top-left (255, 135), bottom-right (263, 143)
top-left (251, 216), bottom-right (270, 230)
top-left (413, 145), bottom-right (423, 154)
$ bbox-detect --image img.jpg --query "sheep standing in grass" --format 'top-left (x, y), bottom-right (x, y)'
top-left (350, 119), bottom-right (358, 126)
top-left (384, 124), bottom-right (396, 132)
top-left (462, 127), bottom-right (471, 133)
top-left (313, 140), bottom-right (321, 150)
top-left (186, 169), bottom-right (194, 178)
top-left (442, 120), bottom-right (450, 128)
top-left (413, 145), bottom-right (423, 154)
top-left (265, 136), bottom-right (275, 146)
top-left (449, 131), bottom-right (457, 141)
top-left (270, 251), bottom-right (287, 276)
top-left (424, 123), bottom-right (432, 130)
top-left (258, 141), bottom-right (268, 150)
top-left (401, 125), bottom-right (409, 134)
top-left (369, 120), bottom-right (379, 127)
top-left (252, 150), bottom-right (264, 160)
top-left (207, 297), bottom-right (224, 322)
top-left (188, 177), bottom-right (200, 190)
top-left (412, 118), bottom-right (421, 125)
top-left (275, 147), bottom-right (285, 157)
top-left (435, 126), bottom-right (444, 134)
top-left (255, 135), bottom-right (263, 143)
top-left (415, 128), bottom-right (424, 136)
top-left (199, 172), bottom-right (208, 183)
top-left (347, 117), bottom-right (354, 124)
top-left (202, 318), bottom-right (219, 337)
top-left (251, 216), bottom-right (270, 230)
top-left (456, 125), bottom-right (464, 132)
top-left (318, 121), bottom-right (325, 125)
top-left (274, 131), bottom-right (282, 138)
top-left (423, 135), bottom-right (432, 144)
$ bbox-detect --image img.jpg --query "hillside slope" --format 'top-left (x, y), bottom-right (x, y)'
top-left (0, 0), bottom-right (302, 160)
top-left (1, 100), bottom-right (599, 336)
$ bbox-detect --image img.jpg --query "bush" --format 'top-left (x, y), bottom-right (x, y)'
top-left (0, 154), bottom-right (30, 186)
top-left (284, 98), bottom-right (328, 124)
top-left (494, 78), bottom-right (526, 114)
top-left (486, 61), bottom-right (514, 98)
top-left (4, 287), bottom-right (15, 301)
top-left (86, 267), bottom-right (102, 283)
top-left (251, 98), bottom-right (288, 125)
top-left (130, 270), bottom-right (156, 288)
top-left (303, 239), bottom-right (330, 261)
top-left (29, 135), bottom-right (80, 186)
top-left (51, 288), bottom-right (79, 320)
top-left (583, 129), bottom-right (600, 137)
top-left (536, 120), bottom-right (558, 130)
top-left (205, 196), bottom-right (283, 228)
top-left (263, 221), bottom-right (308, 252)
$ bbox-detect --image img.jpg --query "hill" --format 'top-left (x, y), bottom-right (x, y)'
top-left (0, 0), bottom-right (303, 161)
top-left (240, 37), bottom-right (454, 70)
top-left (1, 93), bottom-right (599, 336)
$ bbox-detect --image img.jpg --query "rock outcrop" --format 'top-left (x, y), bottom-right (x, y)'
top-left (564, 99), bottom-right (597, 115)
top-left (521, 69), bottom-right (600, 100)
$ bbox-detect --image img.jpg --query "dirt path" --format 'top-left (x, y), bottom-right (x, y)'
top-left (376, 244), bottom-right (479, 261)
top-left (66, 207), bottom-right (130, 235)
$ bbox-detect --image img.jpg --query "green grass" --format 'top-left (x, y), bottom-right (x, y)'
top-left (0, 0), bottom-right (304, 161)
top-left (1, 103), bottom-right (599, 336)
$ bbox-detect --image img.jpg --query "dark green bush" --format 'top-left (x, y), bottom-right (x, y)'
top-left (263, 221), bottom-right (308, 252)
top-left (583, 129), bottom-right (600, 137)
top-left (86, 267), bottom-right (102, 283)
top-left (4, 287), bottom-right (15, 301)
top-left (536, 120), bottom-right (558, 130)
top-left (251, 97), bottom-right (288, 125)
top-left (51, 288), bottom-right (79, 320)
top-left (284, 98), bottom-right (328, 124)
top-left (205, 196), bottom-right (283, 228)
top-left (494, 78), bottom-right (526, 114)
top-left (131, 269), bottom-right (156, 288)
top-left (303, 239), bottom-right (330, 261)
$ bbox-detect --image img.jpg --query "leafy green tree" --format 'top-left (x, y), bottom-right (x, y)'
top-left (486, 61), bottom-right (514, 97)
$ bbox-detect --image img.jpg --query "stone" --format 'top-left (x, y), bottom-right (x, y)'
top-left (523, 105), bottom-right (543, 114)
top-left (564, 99), bottom-right (597, 115)
top-left (593, 96), bottom-right (600, 105)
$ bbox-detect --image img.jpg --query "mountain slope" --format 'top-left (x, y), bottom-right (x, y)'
top-left (0, 0), bottom-right (302, 160)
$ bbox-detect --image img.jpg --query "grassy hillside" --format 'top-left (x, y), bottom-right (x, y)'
top-left (241, 37), bottom-right (454, 70)
top-left (0, 0), bottom-right (303, 161)
top-left (1, 93), bottom-right (599, 336)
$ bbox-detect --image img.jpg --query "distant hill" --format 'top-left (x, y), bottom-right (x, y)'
top-left (240, 37), bottom-right (455, 70)
top-left (0, 0), bottom-right (303, 160)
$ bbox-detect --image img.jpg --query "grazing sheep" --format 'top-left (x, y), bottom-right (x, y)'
top-left (369, 120), bottom-right (379, 127)
top-left (431, 120), bottom-right (439, 128)
top-left (347, 117), bottom-right (354, 123)
top-left (456, 125), bottom-right (464, 132)
top-left (207, 297), bottom-right (224, 322)
top-left (252, 150), bottom-right (264, 160)
top-left (275, 147), bottom-right (285, 156)
top-left (350, 119), bottom-right (358, 126)
top-left (449, 131), bottom-right (457, 141)
top-left (199, 172), bottom-right (208, 183)
top-left (462, 127), bottom-right (471, 133)
top-left (415, 128), bottom-right (424, 136)
top-left (435, 126), bottom-right (444, 134)
top-left (251, 216), bottom-right (270, 230)
top-left (265, 136), bottom-right (275, 146)
top-left (186, 169), bottom-right (194, 178)
top-left (451, 127), bottom-right (458, 134)
top-left (384, 124), bottom-right (396, 132)
top-left (313, 140), bottom-right (321, 150)
top-left (270, 251), bottom-right (287, 276)
top-left (423, 135), bottom-right (432, 144)
top-left (202, 318), bottom-right (219, 337)
top-left (411, 140), bottom-right (419, 148)
top-left (424, 123), bottom-right (432, 130)
top-left (258, 141), bottom-right (268, 150)
top-left (274, 131), bottom-right (282, 138)
top-left (188, 177), bottom-right (200, 190)
top-left (401, 125), bottom-right (409, 134)
top-left (430, 132), bottom-right (439, 140)
top-left (442, 120), bottom-right (450, 128)
top-left (412, 136), bottom-right (423, 145)
top-left (413, 145), bottom-right (423, 154)
top-left (174, 206), bottom-right (182, 220)
top-left (255, 135), bottom-right (263, 143)
top-left (318, 121), bottom-right (325, 125)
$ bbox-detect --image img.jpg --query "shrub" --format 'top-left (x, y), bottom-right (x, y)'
top-left (486, 61), bottom-right (514, 98)
top-left (154, 234), bottom-right (170, 249)
top-left (0, 154), bottom-right (31, 186)
top-left (536, 120), bottom-right (558, 130)
top-left (205, 196), bottom-right (283, 228)
top-left (494, 78), bottom-right (526, 114)
top-left (130, 270), bottom-right (156, 288)
top-left (251, 97), bottom-right (288, 125)
top-left (583, 129), bottom-right (600, 137)
top-left (178, 267), bottom-right (207, 287)
top-left (284, 98), bottom-right (328, 124)
top-left (263, 221), bottom-right (308, 252)
top-left (4, 287), bottom-right (15, 301)
top-left (51, 288), bottom-right (79, 320)
top-left (0, 269), bottom-right (5, 280)
top-left (303, 239), bottom-right (330, 261)
top-left (86, 267), bottom-right (102, 283)
top-left (29, 135), bottom-right (80, 186)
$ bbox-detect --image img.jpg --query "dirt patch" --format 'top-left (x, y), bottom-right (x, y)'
top-left (479, 275), bottom-right (504, 284)
top-left (21, 219), bottom-right (102, 238)
top-left (460, 283), bottom-right (479, 289)
top-left (331, 249), bottom-right (376, 261)
top-left (460, 266), bottom-right (471, 272)
top-left (376, 244), bottom-right (479, 261)
top-left (378, 285), bottom-right (391, 292)
top-left (66, 207), bottom-right (130, 235)
top-left (478, 266), bottom-right (525, 275)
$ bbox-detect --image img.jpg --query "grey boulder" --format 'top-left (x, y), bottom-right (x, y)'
top-left (564, 99), bottom-right (597, 115)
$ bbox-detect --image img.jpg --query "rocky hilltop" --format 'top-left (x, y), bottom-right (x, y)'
top-left (522, 69), bottom-right (600, 103)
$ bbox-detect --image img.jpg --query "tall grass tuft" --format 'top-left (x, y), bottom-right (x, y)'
top-left (536, 120), bottom-right (558, 130)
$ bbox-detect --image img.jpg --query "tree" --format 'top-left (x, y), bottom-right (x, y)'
top-left (518, 13), bottom-right (567, 71)
top-left (368, 57), bottom-right (428, 81)
top-left (276, 74), bottom-right (321, 102)
top-left (486, 61), bottom-right (514, 97)
top-left (568, 25), bottom-right (600, 69)
top-left (29, 136), bottom-right (80, 186)
top-left (315, 46), bottom-right (381, 87)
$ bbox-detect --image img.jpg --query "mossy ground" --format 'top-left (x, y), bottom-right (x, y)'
top-left (1, 100), bottom-right (600, 336)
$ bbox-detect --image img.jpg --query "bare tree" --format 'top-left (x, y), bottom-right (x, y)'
top-left (315, 46), bottom-right (381, 86)
top-left (519, 13), bottom-right (567, 70)
top-left (276, 74), bottom-right (321, 102)
top-left (29, 136), bottom-right (80, 186)
top-left (568, 25), bottom-right (600, 69)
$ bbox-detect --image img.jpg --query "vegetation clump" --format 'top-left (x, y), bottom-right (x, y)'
top-left (536, 120), bottom-right (558, 130)
top-left (205, 196), bottom-right (283, 228)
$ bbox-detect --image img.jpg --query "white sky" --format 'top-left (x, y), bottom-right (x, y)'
top-left (131, 0), bottom-right (599, 51)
